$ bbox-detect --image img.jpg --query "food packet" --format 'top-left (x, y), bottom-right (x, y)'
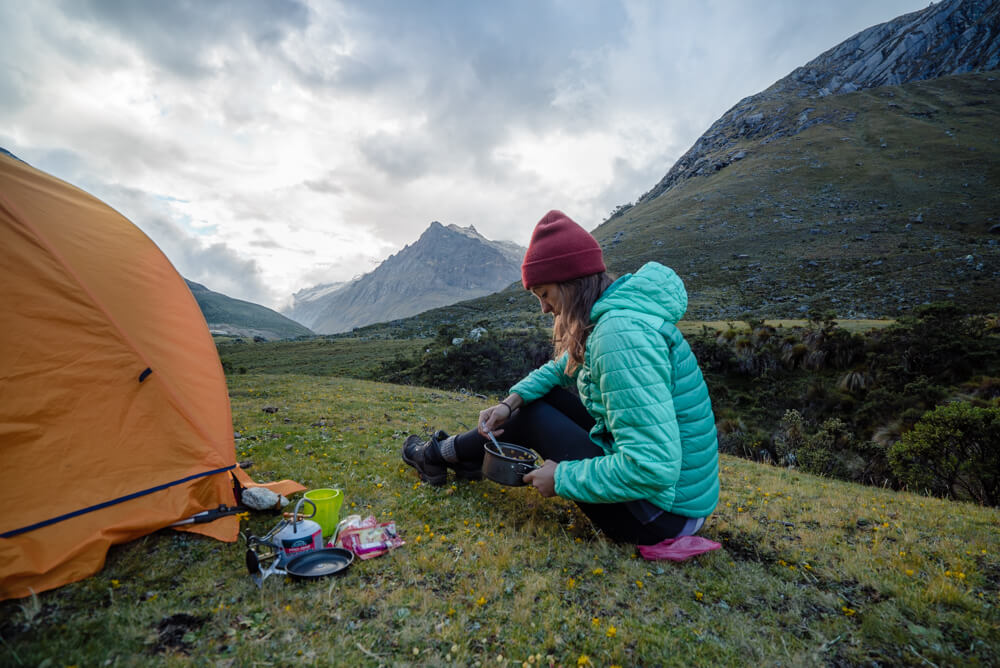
top-left (332, 514), bottom-right (404, 559)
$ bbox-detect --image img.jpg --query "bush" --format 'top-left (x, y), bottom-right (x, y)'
top-left (377, 329), bottom-right (553, 394)
top-left (795, 417), bottom-right (862, 479)
top-left (889, 402), bottom-right (1000, 506)
top-left (773, 409), bottom-right (805, 466)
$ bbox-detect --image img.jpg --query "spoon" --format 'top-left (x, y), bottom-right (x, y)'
top-left (486, 429), bottom-right (502, 454)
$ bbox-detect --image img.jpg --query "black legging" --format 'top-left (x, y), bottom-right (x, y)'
top-left (453, 388), bottom-right (690, 545)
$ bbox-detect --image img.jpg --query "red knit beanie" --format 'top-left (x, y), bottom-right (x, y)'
top-left (521, 210), bottom-right (606, 289)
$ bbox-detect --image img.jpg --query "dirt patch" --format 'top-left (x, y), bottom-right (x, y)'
top-left (152, 613), bottom-right (207, 654)
top-left (714, 529), bottom-right (780, 564)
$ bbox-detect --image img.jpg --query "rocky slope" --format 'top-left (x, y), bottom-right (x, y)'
top-left (283, 281), bottom-right (349, 334)
top-left (288, 222), bottom-right (524, 334)
top-left (637, 0), bottom-right (999, 203)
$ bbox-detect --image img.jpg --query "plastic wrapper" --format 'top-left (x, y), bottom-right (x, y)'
top-left (331, 514), bottom-right (404, 560)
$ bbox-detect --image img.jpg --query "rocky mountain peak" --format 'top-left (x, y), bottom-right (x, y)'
top-left (780, 0), bottom-right (999, 97)
top-left (636, 0), bottom-right (999, 203)
top-left (283, 221), bottom-right (525, 334)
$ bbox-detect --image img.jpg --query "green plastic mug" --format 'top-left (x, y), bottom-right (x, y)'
top-left (303, 488), bottom-right (344, 538)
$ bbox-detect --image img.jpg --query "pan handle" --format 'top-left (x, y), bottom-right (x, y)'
top-left (514, 462), bottom-right (539, 476)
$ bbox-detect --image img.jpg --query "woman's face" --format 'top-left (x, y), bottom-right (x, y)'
top-left (530, 283), bottom-right (563, 316)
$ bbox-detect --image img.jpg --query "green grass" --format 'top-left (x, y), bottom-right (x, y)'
top-left (2, 373), bottom-right (998, 666)
top-left (217, 337), bottom-right (426, 376)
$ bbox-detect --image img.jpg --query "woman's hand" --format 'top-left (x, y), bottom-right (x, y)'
top-left (477, 395), bottom-right (522, 437)
top-left (523, 460), bottom-right (558, 497)
top-left (477, 403), bottom-right (511, 436)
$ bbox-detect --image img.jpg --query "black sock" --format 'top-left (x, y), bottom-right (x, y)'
top-left (453, 430), bottom-right (486, 463)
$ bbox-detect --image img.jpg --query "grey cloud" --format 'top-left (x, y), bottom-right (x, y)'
top-left (295, 2), bottom-right (632, 168)
top-left (57, 0), bottom-right (311, 78)
top-left (87, 179), bottom-right (274, 304)
top-left (302, 176), bottom-right (343, 195)
top-left (357, 131), bottom-right (433, 182)
top-left (249, 239), bottom-right (283, 250)
top-left (141, 214), bottom-right (273, 305)
top-left (593, 156), bottom-right (666, 221)
top-left (0, 64), bottom-right (29, 111)
top-left (175, 241), bottom-right (273, 306)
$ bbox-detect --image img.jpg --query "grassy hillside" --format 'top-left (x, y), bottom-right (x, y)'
top-left (217, 336), bottom-right (426, 377)
top-left (320, 283), bottom-right (546, 340)
top-left (2, 374), bottom-right (997, 666)
top-left (593, 71), bottom-right (1000, 320)
top-left (187, 280), bottom-right (314, 341)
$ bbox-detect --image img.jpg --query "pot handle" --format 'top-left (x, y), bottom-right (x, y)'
top-left (514, 462), bottom-right (539, 477)
top-left (291, 498), bottom-right (317, 529)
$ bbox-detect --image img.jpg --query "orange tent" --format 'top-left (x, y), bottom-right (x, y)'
top-left (0, 151), bottom-right (302, 601)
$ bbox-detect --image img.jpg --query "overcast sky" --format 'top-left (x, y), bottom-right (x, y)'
top-left (1, 0), bottom-right (926, 310)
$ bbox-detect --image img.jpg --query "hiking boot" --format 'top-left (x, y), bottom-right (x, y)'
top-left (402, 434), bottom-right (447, 485)
top-left (402, 431), bottom-right (483, 484)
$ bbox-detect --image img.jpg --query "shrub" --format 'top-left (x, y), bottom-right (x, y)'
top-left (773, 409), bottom-right (805, 466)
top-left (795, 417), bottom-right (863, 479)
top-left (717, 425), bottom-right (769, 462)
top-left (889, 402), bottom-right (1000, 506)
top-left (838, 368), bottom-right (873, 395)
top-left (378, 329), bottom-right (553, 394)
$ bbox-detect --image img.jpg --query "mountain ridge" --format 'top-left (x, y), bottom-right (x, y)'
top-left (185, 279), bottom-right (314, 341)
top-left (284, 221), bottom-right (525, 334)
top-left (636, 0), bottom-right (999, 204)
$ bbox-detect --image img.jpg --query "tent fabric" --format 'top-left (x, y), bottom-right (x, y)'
top-left (0, 153), bottom-right (302, 601)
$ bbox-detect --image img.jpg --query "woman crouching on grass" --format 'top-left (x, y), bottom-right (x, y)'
top-left (402, 210), bottom-right (719, 545)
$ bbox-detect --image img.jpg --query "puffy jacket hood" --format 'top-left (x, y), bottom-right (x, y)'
top-left (591, 262), bottom-right (687, 325)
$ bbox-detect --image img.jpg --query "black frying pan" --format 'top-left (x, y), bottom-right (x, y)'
top-left (246, 547), bottom-right (354, 585)
top-left (284, 547), bottom-right (354, 580)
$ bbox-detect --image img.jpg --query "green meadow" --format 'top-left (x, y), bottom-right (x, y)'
top-left (2, 372), bottom-right (998, 667)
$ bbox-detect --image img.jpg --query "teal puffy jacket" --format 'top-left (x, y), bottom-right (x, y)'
top-left (510, 262), bottom-right (720, 518)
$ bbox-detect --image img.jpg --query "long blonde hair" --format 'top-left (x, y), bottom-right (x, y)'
top-left (552, 272), bottom-right (614, 376)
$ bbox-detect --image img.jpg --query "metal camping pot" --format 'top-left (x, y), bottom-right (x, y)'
top-left (273, 498), bottom-right (323, 563)
top-left (482, 440), bottom-right (540, 486)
